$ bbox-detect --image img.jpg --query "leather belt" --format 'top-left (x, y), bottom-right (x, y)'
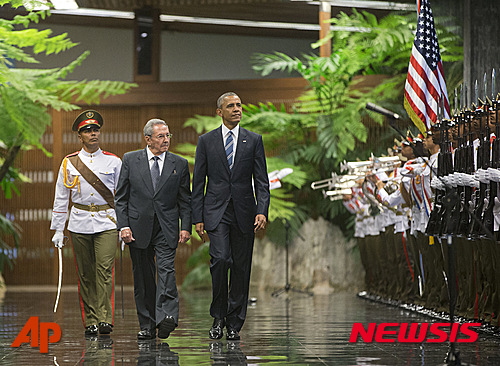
top-left (73, 203), bottom-right (112, 212)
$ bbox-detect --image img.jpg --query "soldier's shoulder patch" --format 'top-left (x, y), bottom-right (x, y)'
top-left (102, 151), bottom-right (119, 158)
top-left (65, 151), bottom-right (79, 158)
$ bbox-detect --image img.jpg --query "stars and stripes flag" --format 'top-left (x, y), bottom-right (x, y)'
top-left (404, 0), bottom-right (450, 134)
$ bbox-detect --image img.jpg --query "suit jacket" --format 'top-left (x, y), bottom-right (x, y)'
top-left (191, 126), bottom-right (270, 234)
top-left (115, 148), bottom-right (191, 249)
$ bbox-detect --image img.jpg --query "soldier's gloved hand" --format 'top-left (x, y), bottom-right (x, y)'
top-left (494, 197), bottom-right (500, 213)
top-left (411, 165), bottom-right (424, 176)
top-left (52, 231), bottom-right (65, 248)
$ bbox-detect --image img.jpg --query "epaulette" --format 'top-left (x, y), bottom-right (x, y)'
top-left (103, 151), bottom-right (120, 158)
top-left (65, 151), bottom-right (79, 158)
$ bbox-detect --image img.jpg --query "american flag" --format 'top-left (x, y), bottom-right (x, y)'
top-left (404, 0), bottom-right (450, 134)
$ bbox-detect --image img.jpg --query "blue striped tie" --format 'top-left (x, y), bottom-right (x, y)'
top-left (225, 131), bottom-right (234, 170)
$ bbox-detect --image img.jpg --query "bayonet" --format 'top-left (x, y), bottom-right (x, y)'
top-left (465, 82), bottom-right (468, 110)
top-left (441, 94), bottom-right (444, 121)
top-left (460, 84), bottom-right (463, 111)
top-left (492, 68), bottom-right (496, 100)
top-left (437, 95), bottom-right (441, 122)
top-left (475, 79), bottom-right (478, 107)
top-left (484, 72), bottom-right (488, 104)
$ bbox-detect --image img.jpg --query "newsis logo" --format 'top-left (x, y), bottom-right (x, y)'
top-left (11, 317), bottom-right (61, 353)
top-left (349, 322), bottom-right (481, 343)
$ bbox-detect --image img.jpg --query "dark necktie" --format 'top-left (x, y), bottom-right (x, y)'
top-left (151, 156), bottom-right (160, 191)
top-left (225, 131), bottom-right (234, 170)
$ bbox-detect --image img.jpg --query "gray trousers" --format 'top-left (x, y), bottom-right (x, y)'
top-left (129, 215), bottom-right (179, 331)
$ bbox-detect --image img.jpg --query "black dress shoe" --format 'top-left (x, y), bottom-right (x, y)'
top-left (209, 318), bottom-right (225, 339)
top-left (137, 328), bottom-right (156, 340)
top-left (226, 327), bottom-right (240, 340)
top-left (98, 322), bottom-right (113, 334)
top-left (85, 324), bottom-right (98, 336)
top-left (157, 316), bottom-right (176, 339)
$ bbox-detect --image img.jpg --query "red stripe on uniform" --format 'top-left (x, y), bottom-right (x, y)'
top-left (103, 151), bottom-right (120, 158)
top-left (112, 258), bottom-right (115, 325)
top-left (411, 178), bottom-right (422, 202)
top-left (70, 237), bottom-right (87, 327)
top-left (65, 151), bottom-right (79, 158)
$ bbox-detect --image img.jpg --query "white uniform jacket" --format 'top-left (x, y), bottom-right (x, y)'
top-left (50, 148), bottom-right (122, 234)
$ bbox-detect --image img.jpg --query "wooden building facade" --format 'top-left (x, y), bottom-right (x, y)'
top-left (0, 77), bottom-right (308, 287)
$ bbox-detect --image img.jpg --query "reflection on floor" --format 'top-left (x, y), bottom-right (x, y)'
top-left (1, 287), bottom-right (500, 365)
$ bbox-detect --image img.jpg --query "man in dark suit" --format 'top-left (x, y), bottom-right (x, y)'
top-left (115, 119), bottom-right (191, 340)
top-left (192, 92), bottom-right (270, 341)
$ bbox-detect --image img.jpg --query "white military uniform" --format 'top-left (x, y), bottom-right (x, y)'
top-left (50, 147), bottom-right (122, 330)
top-left (51, 148), bottom-right (121, 233)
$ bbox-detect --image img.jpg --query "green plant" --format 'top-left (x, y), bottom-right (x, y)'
top-left (179, 10), bottom-right (463, 289)
top-left (249, 9), bottom-right (462, 237)
top-left (0, 212), bottom-right (20, 273)
top-left (0, 0), bottom-right (136, 273)
top-left (181, 242), bottom-right (211, 291)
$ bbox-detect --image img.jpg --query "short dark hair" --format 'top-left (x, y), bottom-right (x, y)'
top-left (217, 92), bottom-right (239, 109)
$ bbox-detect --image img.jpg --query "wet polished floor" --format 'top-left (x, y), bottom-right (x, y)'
top-left (2, 287), bottom-right (500, 365)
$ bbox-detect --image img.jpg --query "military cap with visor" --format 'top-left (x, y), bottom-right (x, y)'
top-left (72, 110), bottom-right (104, 132)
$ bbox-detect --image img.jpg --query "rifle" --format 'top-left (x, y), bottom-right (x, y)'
top-left (441, 118), bottom-right (457, 235)
top-left (425, 121), bottom-right (445, 236)
top-left (457, 106), bottom-right (475, 236)
top-left (426, 118), bottom-right (453, 236)
top-left (482, 70), bottom-right (497, 236)
top-left (469, 81), bottom-right (487, 237)
top-left (450, 93), bottom-right (464, 234)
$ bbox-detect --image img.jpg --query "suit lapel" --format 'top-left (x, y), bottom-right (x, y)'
top-left (138, 148), bottom-right (155, 196)
top-left (214, 126), bottom-right (231, 175)
top-left (233, 127), bottom-right (248, 170)
top-left (155, 152), bottom-right (175, 195)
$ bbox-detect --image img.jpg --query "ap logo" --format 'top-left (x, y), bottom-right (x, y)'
top-left (11, 317), bottom-right (61, 353)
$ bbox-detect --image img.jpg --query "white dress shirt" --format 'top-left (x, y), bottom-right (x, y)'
top-left (221, 123), bottom-right (240, 162)
top-left (146, 147), bottom-right (166, 175)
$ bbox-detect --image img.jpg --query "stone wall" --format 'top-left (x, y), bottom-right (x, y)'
top-left (250, 217), bottom-right (365, 294)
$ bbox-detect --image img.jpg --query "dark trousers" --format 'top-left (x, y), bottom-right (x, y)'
top-left (207, 200), bottom-right (255, 332)
top-left (129, 214), bottom-right (179, 330)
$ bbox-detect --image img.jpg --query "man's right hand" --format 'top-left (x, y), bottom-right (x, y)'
top-left (120, 228), bottom-right (135, 243)
top-left (195, 223), bottom-right (206, 243)
top-left (52, 231), bottom-right (64, 248)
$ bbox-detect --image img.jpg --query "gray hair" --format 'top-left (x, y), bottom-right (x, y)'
top-left (143, 118), bottom-right (168, 137)
top-left (217, 92), bottom-right (239, 109)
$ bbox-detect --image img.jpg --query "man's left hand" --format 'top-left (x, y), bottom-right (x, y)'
top-left (254, 214), bottom-right (267, 232)
top-left (179, 230), bottom-right (191, 244)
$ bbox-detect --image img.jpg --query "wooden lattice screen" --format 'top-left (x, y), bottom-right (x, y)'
top-left (0, 76), bottom-right (389, 287)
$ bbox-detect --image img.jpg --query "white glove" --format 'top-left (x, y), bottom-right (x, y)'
top-left (52, 231), bottom-right (64, 248)
top-left (430, 176), bottom-right (441, 190)
top-left (465, 174), bottom-right (480, 188)
top-left (411, 165), bottom-right (424, 176)
top-left (277, 168), bottom-right (293, 180)
top-left (487, 168), bottom-right (500, 183)
top-left (475, 169), bottom-right (489, 184)
top-left (120, 238), bottom-right (125, 251)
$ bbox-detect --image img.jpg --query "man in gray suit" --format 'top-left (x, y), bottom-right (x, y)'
top-left (115, 119), bottom-right (191, 340)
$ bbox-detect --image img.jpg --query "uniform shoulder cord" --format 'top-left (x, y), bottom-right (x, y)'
top-left (62, 157), bottom-right (81, 194)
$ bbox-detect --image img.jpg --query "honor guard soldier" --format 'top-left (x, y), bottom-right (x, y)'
top-left (50, 110), bottom-right (122, 336)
